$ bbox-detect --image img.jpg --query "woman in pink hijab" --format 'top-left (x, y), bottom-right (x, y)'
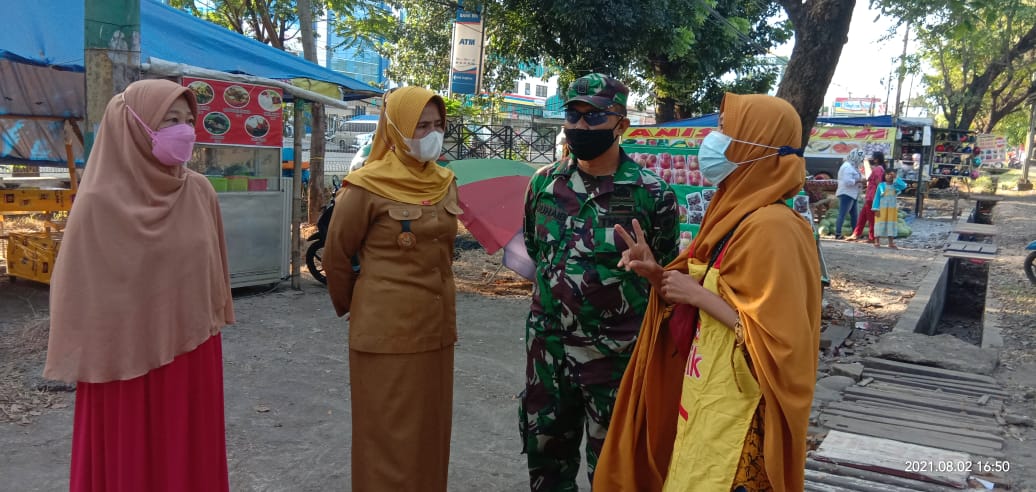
top-left (44, 79), bottom-right (235, 491)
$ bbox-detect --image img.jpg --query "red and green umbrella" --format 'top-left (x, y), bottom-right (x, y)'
top-left (445, 158), bottom-right (541, 256)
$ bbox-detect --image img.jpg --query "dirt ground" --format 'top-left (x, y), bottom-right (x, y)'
top-left (2, 194), bottom-right (1035, 491)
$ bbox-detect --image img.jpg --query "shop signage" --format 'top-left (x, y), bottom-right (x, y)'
top-left (449, 9), bottom-right (484, 95)
top-left (183, 77), bottom-right (283, 148)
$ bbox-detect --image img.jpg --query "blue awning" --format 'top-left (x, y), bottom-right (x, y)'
top-left (2, 0), bottom-right (380, 98)
top-left (651, 114), bottom-right (719, 127)
top-left (1, 0), bottom-right (382, 165)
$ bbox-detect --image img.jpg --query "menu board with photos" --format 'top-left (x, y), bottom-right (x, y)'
top-left (621, 126), bottom-right (812, 251)
top-left (183, 77), bottom-right (283, 148)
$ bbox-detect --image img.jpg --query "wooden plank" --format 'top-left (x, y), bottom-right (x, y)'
top-left (828, 399), bottom-right (999, 429)
top-left (806, 459), bottom-right (962, 492)
top-left (825, 399), bottom-right (1001, 430)
top-left (819, 408), bottom-right (1004, 443)
top-left (855, 381), bottom-right (1000, 408)
top-left (862, 367), bottom-right (1008, 397)
top-left (821, 405), bottom-right (1002, 436)
top-left (944, 242), bottom-right (997, 254)
top-left (862, 374), bottom-right (1008, 400)
top-left (943, 249), bottom-right (997, 260)
top-left (819, 415), bottom-right (1003, 455)
top-left (862, 358), bottom-right (998, 385)
top-left (952, 222), bottom-right (998, 235)
top-left (864, 381), bottom-right (1005, 413)
top-left (805, 469), bottom-right (922, 492)
top-left (845, 386), bottom-right (1000, 418)
top-left (814, 430), bottom-right (972, 488)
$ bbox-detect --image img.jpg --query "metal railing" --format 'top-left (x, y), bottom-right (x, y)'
top-left (442, 121), bottom-right (558, 164)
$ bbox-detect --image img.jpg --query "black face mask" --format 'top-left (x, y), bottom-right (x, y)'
top-left (564, 122), bottom-right (620, 161)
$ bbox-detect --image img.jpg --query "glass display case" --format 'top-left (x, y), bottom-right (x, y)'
top-left (188, 145), bottom-right (282, 192)
top-left (187, 145), bottom-right (291, 288)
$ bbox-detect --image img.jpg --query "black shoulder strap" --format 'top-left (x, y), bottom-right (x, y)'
top-left (705, 212), bottom-right (753, 276)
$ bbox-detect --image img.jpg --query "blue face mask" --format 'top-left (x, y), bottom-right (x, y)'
top-left (698, 131), bottom-right (738, 185)
top-left (697, 130), bottom-right (805, 185)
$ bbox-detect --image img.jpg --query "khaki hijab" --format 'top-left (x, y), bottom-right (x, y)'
top-left (344, 86), bottom-right (454, 205)
top-left (595, 94), bottom-right (821, 491)
top-left (44, 79), bottom-right (234, 383)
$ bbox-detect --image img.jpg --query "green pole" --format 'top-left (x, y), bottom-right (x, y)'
top-left (84, 0), bottom-right (141, 160)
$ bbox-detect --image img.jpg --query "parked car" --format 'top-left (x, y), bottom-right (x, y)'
top-left (328, 117), bottom-right (378, 152)
top-left (345, 143), bottom-right (372, 175)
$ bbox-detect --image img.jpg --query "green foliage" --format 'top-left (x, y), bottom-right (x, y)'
top-left (873, 0), bottom-right (1036, 131)
top-left (330, 0), bottom-right (789, 121)
top-left (168, 0), bottom-right (306, 48)
top-left (489, 0), bottom-right (792, 119)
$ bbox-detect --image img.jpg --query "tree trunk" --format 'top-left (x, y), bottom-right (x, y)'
top-left (308, 103), bottom-right (326, 223)
top-left (296, 0), bottom-right (326, 223)
top-left (656, 97), bottom-right (678, 123)
top-left (777, 0), bottom-right (856, 148)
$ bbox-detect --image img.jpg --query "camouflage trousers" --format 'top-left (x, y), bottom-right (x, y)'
top-left (518, 319), bottom-right (635, 492)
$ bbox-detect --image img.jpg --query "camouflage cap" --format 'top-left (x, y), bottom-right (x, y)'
top-left (563, 73), bottom-right (629, 110)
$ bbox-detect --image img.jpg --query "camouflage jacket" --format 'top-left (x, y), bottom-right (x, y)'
top-left (523, 152), bottom-right (679, 337)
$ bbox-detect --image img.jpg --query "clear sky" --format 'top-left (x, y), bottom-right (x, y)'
top-left (774, 1), bottom-right (914, 111)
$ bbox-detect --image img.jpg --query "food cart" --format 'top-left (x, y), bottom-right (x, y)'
top-left (181, 77), bottom-right (292, 287)
top-left (2, 0), bottom-right (381, 287)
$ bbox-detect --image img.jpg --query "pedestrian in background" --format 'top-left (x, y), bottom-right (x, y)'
top-left (45, 79), bottom-right (235, 491)
top-left (850, 150), bottom-right (887, 243)
top-left (596, 93), bottom-right (822, 492)
top-left (323, 86), bottom-right (461, 492)
top-left (834, 149), bottom-right (865, 239)
top-left (519, 73), bottom-right (680, 490)
top-left (871, 168), bottom-right (908, 249)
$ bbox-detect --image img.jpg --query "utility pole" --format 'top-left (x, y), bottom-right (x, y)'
top-left (1021, 96), bottom-right (1035, 190)
top-left (84, 0), bottom-right (141, 159)
top-left (894, 25), bottom-right (910, 118)
top-left (291, 102), bottom-right (305, 289)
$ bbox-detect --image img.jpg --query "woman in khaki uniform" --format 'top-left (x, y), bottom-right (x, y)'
top-left (323, 86), bottom-right (461, 491)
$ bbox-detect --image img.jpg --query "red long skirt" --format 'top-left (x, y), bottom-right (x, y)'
top-left (70, 334), bottom-right (229, 492)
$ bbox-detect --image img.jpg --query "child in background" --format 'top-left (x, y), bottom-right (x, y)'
top-left (871, 168), bottom-right (907, 249)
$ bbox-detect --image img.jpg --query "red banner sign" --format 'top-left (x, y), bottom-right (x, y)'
top-left (183, 77), bottom-right (283, 148)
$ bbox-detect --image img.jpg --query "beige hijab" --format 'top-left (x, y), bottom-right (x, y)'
top-left (44, 79), bottom-right (234, 384)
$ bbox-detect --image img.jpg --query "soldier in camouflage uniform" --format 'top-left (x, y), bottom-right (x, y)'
top-left (519, 74), bottom-right (680, 491)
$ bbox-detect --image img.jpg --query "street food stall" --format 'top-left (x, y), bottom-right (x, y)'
top-left (1, 0), bottom-right (380, 286)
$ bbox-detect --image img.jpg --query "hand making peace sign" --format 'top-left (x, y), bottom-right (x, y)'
top-left (614, 219), bottom-right (663, 288)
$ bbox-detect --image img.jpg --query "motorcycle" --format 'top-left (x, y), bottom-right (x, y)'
top-left (1026, 240), bottom-right (1036, 285)
top-left (306, 175), bottom-right (340, 284)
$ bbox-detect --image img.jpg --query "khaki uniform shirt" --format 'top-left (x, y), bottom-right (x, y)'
top-left (324, 183), bottom-right (462, 354)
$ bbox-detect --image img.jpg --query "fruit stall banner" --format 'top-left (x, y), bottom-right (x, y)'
top-left (976, 134), bottom-right (1007, 164)
top-left (620, 127), bottom-right (811, 248)
top-left (183, 77), bottom-right (283, 148)
top-left (802, 125), bottom-right (894, 159)
top-left (623, 124), bottom-right (895, 161)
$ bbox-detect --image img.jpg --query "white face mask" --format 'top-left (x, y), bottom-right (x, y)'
top-left (388, 117), bottom-right (444, 163)
top-left (404, 130), bottom-right (444, 162)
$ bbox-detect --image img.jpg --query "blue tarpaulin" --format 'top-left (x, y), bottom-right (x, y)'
top-left (653, 114), bottom-right (907, 128)
top-left (1, 0), bottom-right (382, 166)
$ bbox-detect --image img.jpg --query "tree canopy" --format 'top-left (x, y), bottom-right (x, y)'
top-left (874, 0), bottom-right (1036, 132)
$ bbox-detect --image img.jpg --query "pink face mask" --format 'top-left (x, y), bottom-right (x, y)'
top-left (126, 104), bottom-right (197, 166)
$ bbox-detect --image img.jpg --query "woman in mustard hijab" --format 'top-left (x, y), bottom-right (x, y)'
top-left (595, 93), bottom-right (822, 492)
top-left (323, 86), bottom-right (462, 491)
